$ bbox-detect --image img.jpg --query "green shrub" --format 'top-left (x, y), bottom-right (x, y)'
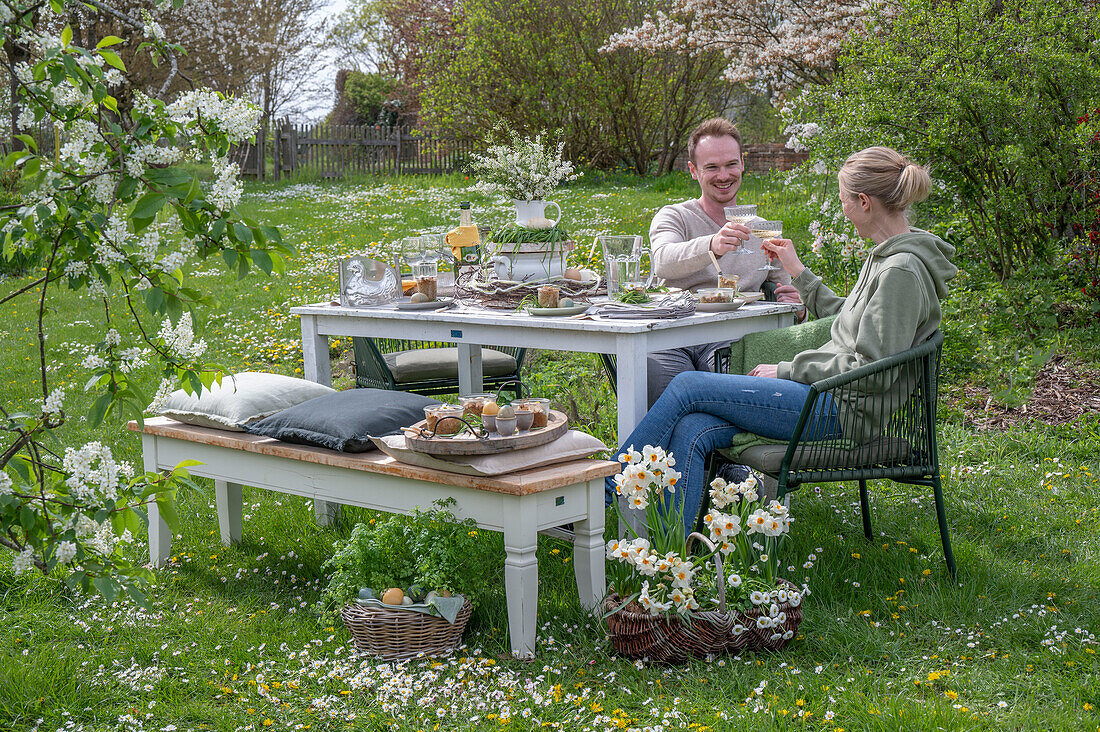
top-left (795, 0), bottom-right (1100, 284)
top-left (317, 499), bottom-right (497, 617)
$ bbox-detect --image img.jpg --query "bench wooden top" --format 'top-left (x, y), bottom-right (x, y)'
top-left (129, 417), bottom-right (619, 496)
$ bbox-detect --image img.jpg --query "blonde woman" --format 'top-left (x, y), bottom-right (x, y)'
top-left (607, 147), bottom-right (958, 534)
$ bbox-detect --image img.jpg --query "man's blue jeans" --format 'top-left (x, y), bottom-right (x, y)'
top-left (606, 371), bottom-right (840, 535)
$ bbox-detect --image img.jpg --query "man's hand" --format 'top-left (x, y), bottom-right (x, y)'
top-left (709, 222), bottom-right (750, 256)
top-left (748, 364), bottom-right (779, 378)
top-left (772, 284), bottom-right (801, 304)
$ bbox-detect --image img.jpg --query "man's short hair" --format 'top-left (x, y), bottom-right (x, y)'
top-left (688, 118), bottom-right (743, 163)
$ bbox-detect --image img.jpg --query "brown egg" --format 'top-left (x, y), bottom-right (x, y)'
top-left (481, 400), bottom-right (499, 416)
top-left (563, 268), bottom-right (582, 281)
top-left (382, 587), bottom-right (405, 605)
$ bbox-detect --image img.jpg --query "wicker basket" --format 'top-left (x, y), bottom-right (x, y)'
top-left (340, 598), bottom-right (473, 662)
top-left (604, 534), bottom-right (803, 662)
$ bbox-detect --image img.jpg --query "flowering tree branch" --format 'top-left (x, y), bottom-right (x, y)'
top-left (0, 0), bottom-right (292, 603)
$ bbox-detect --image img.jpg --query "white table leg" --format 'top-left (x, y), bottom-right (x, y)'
top-left (503, 497), bottom-right (539, 660)
top-left (572, 479), bottom-right (607, 611)
top-left (300, 316), bottom-right (332, 387)
top-left (614, 334), bottom-right (649, 538)
top-left (215, 480), bottom-right (243, 546)
top-left (301, 316), bottom-right (338, 521)
top-left (614, 334), bottom-right (648, 442)
top-left (457, 343), bottom-right (484, 395)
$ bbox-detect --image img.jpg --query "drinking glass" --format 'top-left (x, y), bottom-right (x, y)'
top-left (752, 221), bottom-right (784, 272)
top-left (420, 233), bottom-right (445, 264)
top-left (599, 234), bottom-right (648, 297)
top-left (401, 236), bottom-right (425, 270)
top-left (723, 204), bottom-right (757, 256)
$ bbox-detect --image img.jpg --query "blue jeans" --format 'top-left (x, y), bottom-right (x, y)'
top-left (606, 371), bottom-right (840, 535)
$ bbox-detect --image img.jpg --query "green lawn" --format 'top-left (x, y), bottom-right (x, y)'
top-left (2, 173), bottom-right (1099, 731)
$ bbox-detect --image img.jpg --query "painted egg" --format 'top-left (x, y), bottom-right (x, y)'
top-left (382, 587), bottom-right (404, 605)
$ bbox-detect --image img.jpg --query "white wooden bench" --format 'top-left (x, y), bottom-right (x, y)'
top-left (129, 417), bottom-right (618, 659)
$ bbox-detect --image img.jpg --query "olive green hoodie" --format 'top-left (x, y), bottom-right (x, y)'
top-left (776, 228), bottom-right (957, 442)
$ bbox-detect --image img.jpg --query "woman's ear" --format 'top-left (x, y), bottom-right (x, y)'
top-left (858, 192), bottom-right (873, 211)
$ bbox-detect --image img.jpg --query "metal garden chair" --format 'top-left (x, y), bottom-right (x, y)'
top-left (351, 338), bottom-right (526, 398)
top-left (703, 330), bottom-right (956, 577)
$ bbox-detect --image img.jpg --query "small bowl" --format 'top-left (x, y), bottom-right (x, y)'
top-left (424, 404), bottom-right (463, 435)
top-left (495, 416), bottom-right (517, 437)
top-left (459, 393), bottom-right (497, 417)
top-left (513, 398), bottom-right (551, 429)
top-left (514, 407), bottom-right (535, 431)
top-left (698, 287), bottom-right (736, 304)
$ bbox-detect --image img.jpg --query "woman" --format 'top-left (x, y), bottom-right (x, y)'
top-left (607, 147), bottom-right (958, 534)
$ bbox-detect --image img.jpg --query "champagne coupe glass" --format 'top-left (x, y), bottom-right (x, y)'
top-left (752, 221), bottom-right (784, 271)
top-left (723, 204), bottom-right (757, 256)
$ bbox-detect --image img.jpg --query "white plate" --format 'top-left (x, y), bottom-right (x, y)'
top-left (738, 291), bottom-right (766, 303)
top-left (396, 298), bottom-right (454, 311)
top-left (526, 305), bottom-right (589, 317)
top-left (695, 299), bottom-right (745, 313)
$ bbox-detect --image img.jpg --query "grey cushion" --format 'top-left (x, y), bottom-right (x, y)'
top-left (383, 348), bottom-right (517, 382)
top-left (721, 437), bottom-right (912, 474)
top-left (244, 389), bottom-right (440, 452)
top-left (155, 371), bottom-right (336, 431)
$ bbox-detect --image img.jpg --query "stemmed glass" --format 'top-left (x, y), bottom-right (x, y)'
top-left (723, 204), bottom-right (757, 256)
top-left (752, 221), bottom-right (784, 271)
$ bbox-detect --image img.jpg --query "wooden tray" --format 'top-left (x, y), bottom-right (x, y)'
top-left (404, 410), bottom-right (569, 455)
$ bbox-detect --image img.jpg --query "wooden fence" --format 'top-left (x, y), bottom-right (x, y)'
top-left (241, 123), bottom-right (476, 180)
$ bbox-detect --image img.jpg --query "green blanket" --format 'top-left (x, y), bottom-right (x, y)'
top-left (724, 314), bottom-right (837, 453)
top-left (726, 314), bottom-right (837, 376)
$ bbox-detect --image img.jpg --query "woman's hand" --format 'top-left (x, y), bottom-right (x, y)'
top-left (760, 238), bottom-right (805, 278)
top-left (748, 364), bottom-right (779, 378)
top-left (710, 222), bottom-right (751, 256)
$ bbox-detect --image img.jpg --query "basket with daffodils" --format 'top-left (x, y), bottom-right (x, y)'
top-left (603, 446), bottom-right (805, 662)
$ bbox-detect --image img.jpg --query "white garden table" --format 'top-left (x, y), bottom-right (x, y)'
top-left (292, 299), bottom-right (799, 530)
top-left (292, 298), bottom-right (799, 437)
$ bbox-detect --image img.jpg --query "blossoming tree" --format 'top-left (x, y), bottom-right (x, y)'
top-left (603, 0), bottom-right (884, 99)
top-left (0, 0), bottom-right (292, 603)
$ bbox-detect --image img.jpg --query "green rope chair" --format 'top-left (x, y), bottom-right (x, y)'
top-left (704, 331), bottom-right (956, 577)
top-left (351, 338), bottom-right (526, 398)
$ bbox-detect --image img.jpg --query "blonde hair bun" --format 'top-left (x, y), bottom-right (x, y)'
top-left (838, 146), bottom-right (931, 211)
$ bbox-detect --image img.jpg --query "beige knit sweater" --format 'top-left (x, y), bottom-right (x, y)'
top-left (648, 199), bottom-right (791, 292)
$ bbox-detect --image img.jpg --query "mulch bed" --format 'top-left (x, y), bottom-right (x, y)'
top-left (955, 356), bottom-right (1100, 430)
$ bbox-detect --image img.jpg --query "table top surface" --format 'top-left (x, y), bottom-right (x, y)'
top-left (291, 298), bottom-right (800, 334)
top-left (130, 417), bottom-right (619, 496)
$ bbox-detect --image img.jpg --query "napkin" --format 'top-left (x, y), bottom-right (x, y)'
top-left (354, 593), bottom-right (467, 624)
top-left (591, 293), bottom-right (696, 319)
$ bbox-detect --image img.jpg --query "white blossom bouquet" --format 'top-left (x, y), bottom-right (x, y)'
top-left (607, 448), bottom-right (805, 625)
top-left (468, 125), bottom-right (581, 202)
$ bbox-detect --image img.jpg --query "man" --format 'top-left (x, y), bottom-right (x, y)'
top-left (643, 118), bottom-right (802, 405)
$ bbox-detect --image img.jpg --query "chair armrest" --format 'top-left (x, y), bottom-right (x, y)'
top-left (807, 331), bottom-right (943, 394)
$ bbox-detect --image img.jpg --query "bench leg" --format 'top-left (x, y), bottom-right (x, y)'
top-left (503, 499), bottom-right (538, 660)
top-left (573, 479), bottom-right (606, 611)
top-left (215, 480), bottom-right (243, 546)
top-left (314, 499), bottom-right (341, 527)
top-left (148, 500), bottom-right (172, 568)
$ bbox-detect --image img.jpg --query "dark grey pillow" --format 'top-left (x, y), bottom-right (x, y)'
top-left (244, 389), bottom-right (441, 452)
